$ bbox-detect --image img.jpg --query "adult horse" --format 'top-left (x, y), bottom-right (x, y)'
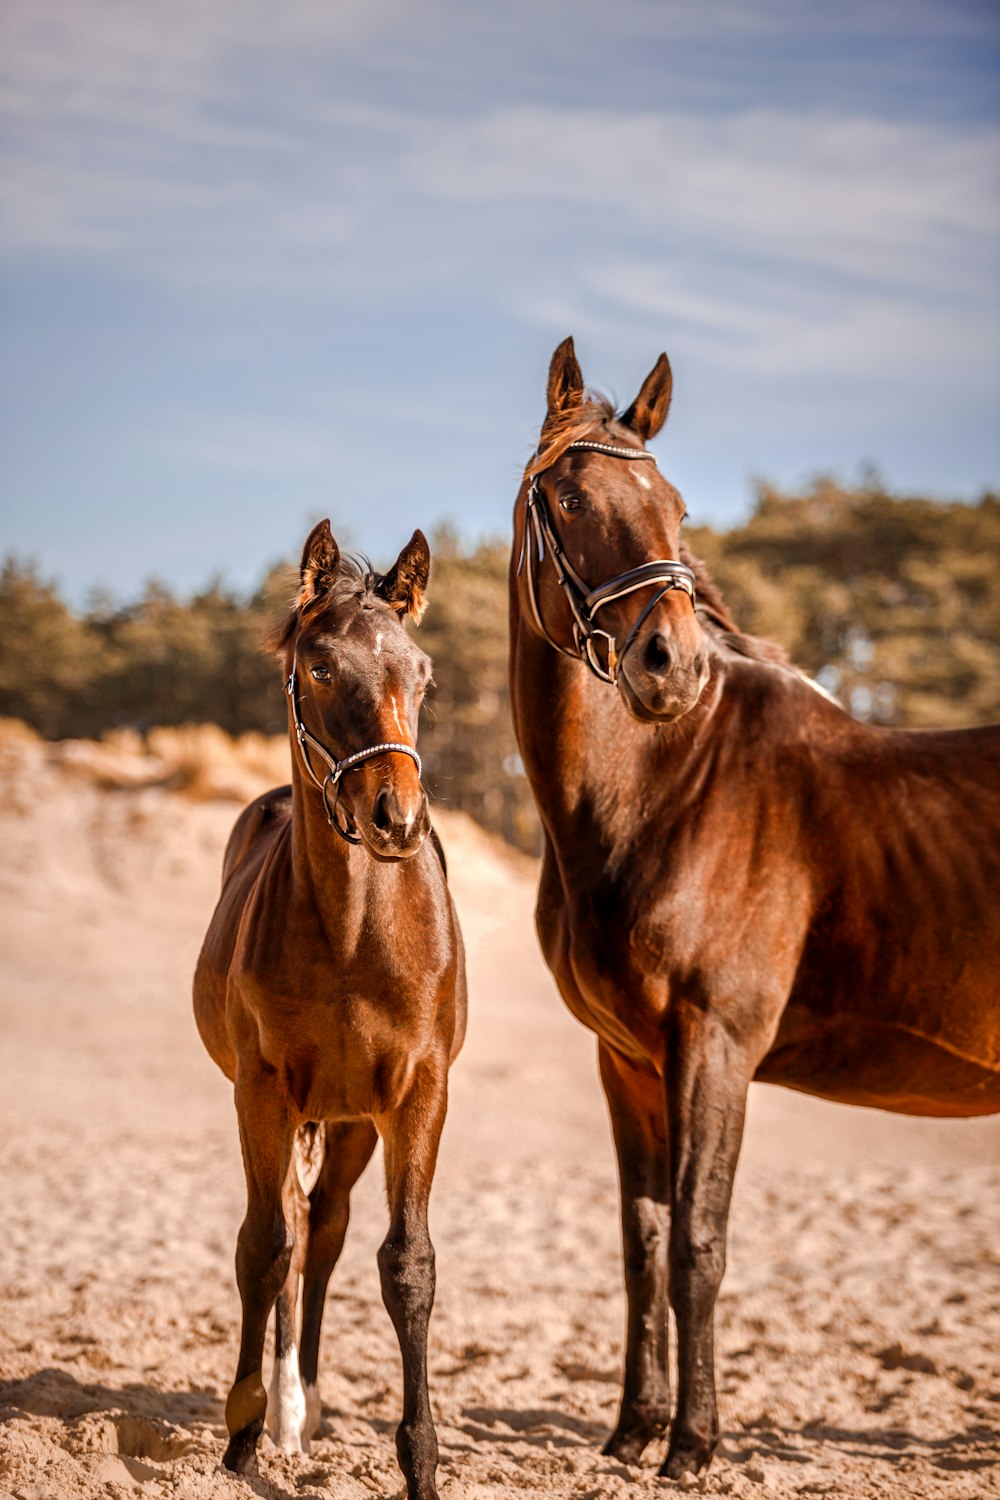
top-left (508, 338), bottom-right (1000, 1479)
top-left (194, 522), bottom-right (466, 1500)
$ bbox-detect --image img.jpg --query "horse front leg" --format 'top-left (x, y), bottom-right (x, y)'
top-left (377, 1059), bottom-right (448, 1500)
top-left (599, 1041), bottom-right (670, 1465)
top-left (223, 1068), bottom-right (295, 1479)
top-left (663, 1005), bottom-right (752, 1480)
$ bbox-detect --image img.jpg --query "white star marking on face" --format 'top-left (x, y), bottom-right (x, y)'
top-left (635, 472), bottom-right (652, 490)
top-left (390, 694), bottom-right (404, 735)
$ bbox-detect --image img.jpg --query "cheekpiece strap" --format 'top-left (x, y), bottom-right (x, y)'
top-left (517, 436), bottom-right (696, 685)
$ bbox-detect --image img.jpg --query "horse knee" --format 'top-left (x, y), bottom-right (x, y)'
top-left (237, 1213), bottom-right (294, 1303)
top-left (378, 1233), bottom-right (435, 1314)
top-left (669, 1231), bottom-right (726, 1312)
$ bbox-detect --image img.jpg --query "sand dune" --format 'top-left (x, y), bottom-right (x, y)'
top-left (0, 732), bottom-right (997, 1499)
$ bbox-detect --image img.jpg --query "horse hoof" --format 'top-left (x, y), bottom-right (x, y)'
top-left (222, 1429), bottom-right (261, 1480)
top-left (602, 1421), bottom-right (665, 1465)
top-left (661, 1434), bottom-right (716, 1480)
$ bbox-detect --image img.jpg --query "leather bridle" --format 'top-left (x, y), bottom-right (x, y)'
top-left (517, 439), bottom-right (697, 684)
top-left (287, 654), bottom-right (422, 845)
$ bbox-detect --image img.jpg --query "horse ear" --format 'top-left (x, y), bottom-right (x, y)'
top-left (546, 336), bottom-right (584, 418)
top-left (621, 352), bottom-right (672, 441)
top-left (379, 529), bottom-right (431, 623)
top-left (299, 519), bottom-right (340, 605)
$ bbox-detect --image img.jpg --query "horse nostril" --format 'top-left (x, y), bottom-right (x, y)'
top-left (372, 788), bottom-right (394, 833)
top-left (644, 632), bottom-right (673, 676)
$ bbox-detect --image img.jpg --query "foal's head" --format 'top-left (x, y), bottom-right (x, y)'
top-left (518, 338), bottom-right (709, 723)
top-left (274, 520), bottom-right (433, 859)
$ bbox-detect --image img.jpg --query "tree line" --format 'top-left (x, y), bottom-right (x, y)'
top-left (2, 478), bottom-right (997, 852)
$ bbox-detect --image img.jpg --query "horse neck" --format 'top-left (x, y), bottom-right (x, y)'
top-left (286, 725), bottom-right (378, 932)
top-left (511, 609), bottom-right (725, 850)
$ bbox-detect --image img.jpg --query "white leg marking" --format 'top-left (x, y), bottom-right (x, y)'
top-left (267, 1345), bottom-right (309, 1454)
top-left (303, 1380), bottom-right (322, 1444)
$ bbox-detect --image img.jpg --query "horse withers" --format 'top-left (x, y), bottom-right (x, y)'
top-left (194, 521), bottom-right (466, 1500)
top-left (509, 337), bottom-right (1000, 1479)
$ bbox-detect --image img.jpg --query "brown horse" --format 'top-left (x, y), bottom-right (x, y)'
top-left (509, 337), bottom-right (1000, 1480)
top-left (194, 521), bottom-right (466, 1500)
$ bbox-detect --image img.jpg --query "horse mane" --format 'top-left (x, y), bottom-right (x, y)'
top-left (265, 553), bottom-right (380, 656)
top-left (529, 389), bottom-right (790, 668)
top-left (680, 545), bottom-right (789, 666)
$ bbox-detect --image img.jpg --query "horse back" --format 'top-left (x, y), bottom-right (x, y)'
top-left (222, 783), bottom-right (293, 885)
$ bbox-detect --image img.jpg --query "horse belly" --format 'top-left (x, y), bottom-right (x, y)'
top-left (756, 1026), bottom-right (1000, 1116)
top-left (759, 978), bottom-right (1000, 1117)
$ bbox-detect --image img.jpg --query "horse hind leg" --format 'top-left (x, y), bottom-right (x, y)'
top-left (265, 1125), bottom-right (317, 1453)
top-left (298, 1119), bottom-right (379, 1444)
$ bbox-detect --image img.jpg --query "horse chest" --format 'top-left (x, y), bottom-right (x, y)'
top-left (537, 829), bottom-right (801, 1071)
top-left (234, 882), bottom-right (455, 1121)
top-left (537, 856), bottom-right (676, 1067)
top-left (248, 971), bottom-right (444, 1118)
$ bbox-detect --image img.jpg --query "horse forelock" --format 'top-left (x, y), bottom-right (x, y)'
top-left (264, 554), bottom-right (383, 658)
top-left (527, 392), bottom-right (626, 478)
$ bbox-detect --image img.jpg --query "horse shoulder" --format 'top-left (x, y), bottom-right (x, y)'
top-left (193, 786), bottom-right (293, 1079)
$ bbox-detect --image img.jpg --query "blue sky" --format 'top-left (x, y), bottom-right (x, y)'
top-left (1, 0), bottom-right (998, 600)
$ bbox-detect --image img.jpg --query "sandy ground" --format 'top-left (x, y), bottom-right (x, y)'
top-left (0, 732), bottom-right (997, 1500)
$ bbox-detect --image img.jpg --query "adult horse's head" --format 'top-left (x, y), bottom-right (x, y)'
top-left (274, 520), bottom-right (433, 859)
top-left (516, 337), bottom-right (709, 723)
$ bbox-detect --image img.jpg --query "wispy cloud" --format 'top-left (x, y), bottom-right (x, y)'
top-left (410, 106), bottom-right (999, 288)
top-left (0, 0), bottom-right (996, 593)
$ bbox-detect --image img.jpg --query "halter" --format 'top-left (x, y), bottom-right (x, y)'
top-left (517, 439), bottom-right (697, 684)
top-left (286, 656), bottom-right (422, 846)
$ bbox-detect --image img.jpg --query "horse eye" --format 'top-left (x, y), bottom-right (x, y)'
top-left (559, 495), bottom-right (582, 513)
top-left (310, 664), bottom-right (330, 681)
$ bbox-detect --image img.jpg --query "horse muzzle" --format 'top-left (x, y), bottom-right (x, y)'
top-left (361, 784), bottom-right (431, 860)
top-left (617, 632), bottom-right (710, 723)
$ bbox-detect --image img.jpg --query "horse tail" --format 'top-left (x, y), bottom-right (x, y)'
top-left (294, 1121), bottom-right (326, 1196)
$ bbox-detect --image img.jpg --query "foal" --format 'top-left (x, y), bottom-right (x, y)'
top-left (194, 521), bottom-right (466, 1500)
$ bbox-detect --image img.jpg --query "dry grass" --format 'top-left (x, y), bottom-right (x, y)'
top-left (0, 717), bottom-right (43, 746)
top-left (1, 719), bottom-right (291, 802)
top-left (144, 724), bottom-right (290, 797)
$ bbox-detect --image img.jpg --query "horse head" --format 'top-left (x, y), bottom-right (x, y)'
top-left (276, 520), bottom-right (432, 859)
top-left (517, 338), bottom-right (709, 723)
